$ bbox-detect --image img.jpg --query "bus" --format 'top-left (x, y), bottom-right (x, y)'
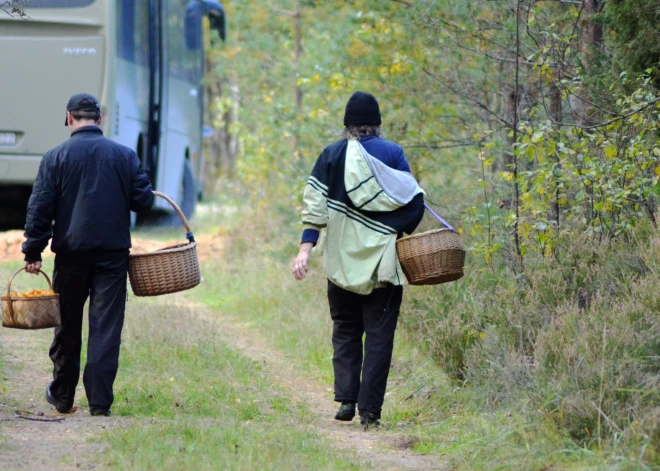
top-left (0, 0), bottom-right (226, 226)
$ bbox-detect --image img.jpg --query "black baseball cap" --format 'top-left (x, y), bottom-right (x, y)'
top-left (64, 93), bottom-right (101, 126)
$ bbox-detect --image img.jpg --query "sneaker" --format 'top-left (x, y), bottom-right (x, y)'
top-left (334, 402), bottom-right (356, 421)
top-left (45, 382), bottom-right (73, 414)
top-left (90, 407), bottom-right (111, 417)
top-left (360, 412), bottom-right (380, 430)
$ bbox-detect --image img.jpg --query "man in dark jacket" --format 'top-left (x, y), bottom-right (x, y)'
top-left (22, 93), bottom-right (154, 416)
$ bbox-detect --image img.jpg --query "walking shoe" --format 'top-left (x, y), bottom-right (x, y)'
top-left (360, 412), bottom-right (380, 430)
top-left (334, 402), bottom-right (356, 421)
top-left (45, 382), bottom-right (73, 413)
top-left (90, 407), bottom-right (112, 417)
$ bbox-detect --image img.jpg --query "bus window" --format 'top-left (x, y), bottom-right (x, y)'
top-left (20, 0), bottom-right (96, 7)
top-left (167, 0), bottom-right (202, 85)
top-left (117, 0), bottom-right (150, 67)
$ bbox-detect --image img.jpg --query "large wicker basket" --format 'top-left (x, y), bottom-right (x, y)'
top-left (2, 268), bottom-right (61, 329)
top-left (397, 225), bottom-right (466, 286)
top-left (128, 191), bottom-right (201, 296)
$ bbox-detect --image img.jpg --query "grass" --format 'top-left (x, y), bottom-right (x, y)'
top-left (98, 296), bottom-right (362, 470)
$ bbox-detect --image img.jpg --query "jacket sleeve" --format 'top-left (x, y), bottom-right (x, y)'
top-left (22, 153), bottom-right (57, 262)
top-left (300, 149), bottom-right (330, 245)
top-left (130, 151), bottom-right (155, 213)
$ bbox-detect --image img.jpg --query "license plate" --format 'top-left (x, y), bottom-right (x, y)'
top-left (0, 132), bottom-right (16, 146)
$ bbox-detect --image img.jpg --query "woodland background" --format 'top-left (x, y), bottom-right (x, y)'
top-left (202, 1), bottom-right (659, 467)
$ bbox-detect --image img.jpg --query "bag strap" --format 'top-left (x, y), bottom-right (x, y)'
top-left (424, 203), bottom-right (454, 232)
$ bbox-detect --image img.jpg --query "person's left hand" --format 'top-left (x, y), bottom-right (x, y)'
top-left (24, 261), bottom-right (42, 274)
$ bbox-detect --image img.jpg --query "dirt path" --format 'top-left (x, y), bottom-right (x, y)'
top-left (184, 299), bottom-right (449, 471)
top-left (0, 328), bottom-right (127, 470)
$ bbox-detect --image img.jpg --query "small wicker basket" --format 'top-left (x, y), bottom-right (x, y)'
top-left (2, 268), bottom-right (61, 329)
top-left (128, 191), bottom-right (201, 297)
top-left (396, 205), bottom-right (466, 285)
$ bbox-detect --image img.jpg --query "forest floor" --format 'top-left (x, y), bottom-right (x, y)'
top-left (0, 226), bottom-right (448, 470)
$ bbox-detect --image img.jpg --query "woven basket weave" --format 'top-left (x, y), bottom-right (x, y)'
top-left (128, 191), bottom-right (201, 296)
top-left (2, 268), bottom-right (61, 329)
top-left (396, 228), bottom-right (465, 285)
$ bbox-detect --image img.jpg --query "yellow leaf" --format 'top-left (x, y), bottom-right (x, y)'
top-left (656, 165), bottom-right (660, 177)
top-left (605, 145), bottom-right (617, 159)
top-left (500, 171), bottom-right (514, 182)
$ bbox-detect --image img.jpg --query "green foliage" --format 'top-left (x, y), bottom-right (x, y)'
top-left (602, 0), bottom-right (660, 87)
top-left (517, 90), bottom-right (660, 239)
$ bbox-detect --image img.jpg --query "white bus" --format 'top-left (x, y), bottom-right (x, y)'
top-left (0, 0), bottom-right (226, 226)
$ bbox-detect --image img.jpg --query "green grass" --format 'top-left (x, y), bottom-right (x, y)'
top-left (97, 296), bottom-right (363, 470)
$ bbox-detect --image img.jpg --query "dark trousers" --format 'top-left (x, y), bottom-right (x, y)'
top-left (49, 254), bottom-right (128, 410)
top-left (327, 280), bottom-right (403, 419)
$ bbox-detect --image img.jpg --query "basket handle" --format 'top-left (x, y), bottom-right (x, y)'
top-left (5, 268), bottom-right (54, 324)
top-left (424, 203), bottom-right (455, 232)
top-left (153, 191), bottom-right (195, 243)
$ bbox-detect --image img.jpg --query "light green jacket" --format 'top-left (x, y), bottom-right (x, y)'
top-left (302, 139), bottom-right (423, 294)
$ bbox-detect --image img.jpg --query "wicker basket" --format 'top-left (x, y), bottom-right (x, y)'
top-left (128, 191), bottom-right (201, 296)
top-left (396, 228), bottom-right (466, 285)
top-left (2, 268), bottom-right (61, 329)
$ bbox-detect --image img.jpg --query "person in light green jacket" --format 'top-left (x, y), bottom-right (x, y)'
top-left (292, 92), bottom-right (424, 426)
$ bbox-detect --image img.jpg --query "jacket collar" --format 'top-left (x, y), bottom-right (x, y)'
top-left (70, 126), bottom-right (103, 137)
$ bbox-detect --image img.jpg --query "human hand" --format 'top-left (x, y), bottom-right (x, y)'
top-left (24, 261), bottom-right (42, 274)
top-left (292, 243), bottom-right (314, 281)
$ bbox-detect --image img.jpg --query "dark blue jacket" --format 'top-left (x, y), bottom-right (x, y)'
top-left (22, 126), bottom-right (154, 262)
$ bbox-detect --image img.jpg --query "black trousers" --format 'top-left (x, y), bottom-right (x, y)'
top-left (327, 280), bottom-right (403, 419)
top-left (49, 254), bottom-right (128, 411)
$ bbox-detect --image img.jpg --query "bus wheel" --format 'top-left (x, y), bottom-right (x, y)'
top-left (137, 160), bottom-right (196, 227)
top-left (178, 159), bottom-right (196, 220)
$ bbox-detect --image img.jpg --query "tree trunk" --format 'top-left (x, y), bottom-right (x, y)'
top-left (292, 0), bottom-right (303, 158)
top-left (572, 0), bottom-right (603, 127)
top-left (549, 77), bottom-right (562, 226)
top-left (204, 55), bottom-right (239, 188)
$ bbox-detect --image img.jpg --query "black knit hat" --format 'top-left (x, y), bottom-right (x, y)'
top-left (343, 91), bottom-right (381, 126)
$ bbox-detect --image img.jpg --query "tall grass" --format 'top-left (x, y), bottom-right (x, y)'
top-left (401, 227), bottom-right (660, 467)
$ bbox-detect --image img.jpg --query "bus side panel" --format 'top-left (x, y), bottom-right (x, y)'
top-left (113, 58), bottom-right (149, 155)
top-left (156, 0), bottom-right (204, 211)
